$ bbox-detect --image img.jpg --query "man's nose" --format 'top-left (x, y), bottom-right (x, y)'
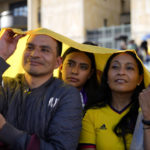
top-left (30, 49), bottom-right (40, 57)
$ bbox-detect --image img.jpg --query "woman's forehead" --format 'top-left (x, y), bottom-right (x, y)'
top-left (111, 53), bottom-right (137, 64)
top-left (65, 52), bottom-right (92, 63)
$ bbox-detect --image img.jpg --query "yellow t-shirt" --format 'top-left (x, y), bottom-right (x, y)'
top-left (79, 105), bottom-right (132, 150)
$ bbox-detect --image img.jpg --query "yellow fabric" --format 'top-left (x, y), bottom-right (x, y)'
top-left (79, 105), bottom-right (132, 150)
top-left (1, 27), bottom-right (150, 87)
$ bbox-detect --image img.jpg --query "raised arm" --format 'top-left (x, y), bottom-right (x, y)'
top-left (0, 28), bottom-right (24, 60)
top-left (139, 86), bottom-right (150, 150)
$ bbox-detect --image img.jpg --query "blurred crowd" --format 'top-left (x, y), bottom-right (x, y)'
top-left (121, 39), bottom-right (150, 71)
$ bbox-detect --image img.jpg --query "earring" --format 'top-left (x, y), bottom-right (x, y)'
top-left (137, 83), bottom-right (140, 86)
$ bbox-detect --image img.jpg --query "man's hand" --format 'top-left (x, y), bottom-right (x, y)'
top-left (0, 114), bottom-right (6, 130)
top-left (139, 86), bottom-right (150, 120)
top-left (0, 29), bottom-right (25, 60)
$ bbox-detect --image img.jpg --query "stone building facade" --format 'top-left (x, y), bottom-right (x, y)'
top-left (0, 0), bottom-right (150, 46)
top-left (32, 0), bottom-right (130, 42)
top-left (131, 0), bottom-right (150, 45)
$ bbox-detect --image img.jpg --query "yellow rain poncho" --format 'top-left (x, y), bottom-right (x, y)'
top-left (1, 27), bottom-right (150, 87)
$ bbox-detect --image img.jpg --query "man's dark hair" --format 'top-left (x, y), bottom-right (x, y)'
top-left (56, 40), bottom-right (62, 56)
top-left (27, 35), bottom-right (62, 56)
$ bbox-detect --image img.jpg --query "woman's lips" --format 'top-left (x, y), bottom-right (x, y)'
top-left (67, 77), bottom-right (79, 82)
top-left (115, 79), bottom-right (127, 84)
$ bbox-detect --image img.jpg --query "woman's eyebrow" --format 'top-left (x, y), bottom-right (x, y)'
top-left (126, 62), bottom-right (137, 66)
top-left (111, 60), bottom-right (119, 64)
top-left (68, 59), bottom-right (89, 65)
top-left (112, 60), bottom-right (136, 66)
top-left (80, 63), bottom-right (89, 66)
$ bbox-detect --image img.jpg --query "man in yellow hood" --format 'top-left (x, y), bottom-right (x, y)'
top-left (0, 28), bottom-right (82, 150)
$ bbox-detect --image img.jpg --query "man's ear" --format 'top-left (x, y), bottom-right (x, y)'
top-left (55, 56), bottom-right (62, 69)
top-left (59, 64), bottom-right (63, 72)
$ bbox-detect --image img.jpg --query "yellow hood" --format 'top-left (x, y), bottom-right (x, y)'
top-left (1, 27), bottom-right (150, 87)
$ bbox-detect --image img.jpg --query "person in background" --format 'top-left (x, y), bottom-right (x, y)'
top-left (79, 50), bottom-right (148, 150)
top-left (120, 40), bottom-right (127, 50)
top-left (127, 39), bottom-right (138, 52)
top-left (59, 41), bottom-right (100, 108)
top-left (137, 40), bottom-right (150, 72)
top-left (138, 41), bottom-right (148, 62)
top-left (0, 28), bottom-right (82, 150)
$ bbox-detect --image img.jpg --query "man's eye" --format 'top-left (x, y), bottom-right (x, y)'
top-left (26, 46), bottom-right (34, 51)
top-left (41, 48), bottom-right (49, 52)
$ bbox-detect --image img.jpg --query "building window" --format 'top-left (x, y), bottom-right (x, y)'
top-left (105, 29), bottom-right (111, 37)
top-left (104, 18), bottom-right (107, 27)
top-left (105, 42), bottom-right (112, 48)
top-left (121, 0), bottom-right (125, 13)
top-left (9, 1), bottom-right (27, 17)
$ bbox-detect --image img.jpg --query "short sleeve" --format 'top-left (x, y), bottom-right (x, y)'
top-left (79, 109), bottom-right (96, 145)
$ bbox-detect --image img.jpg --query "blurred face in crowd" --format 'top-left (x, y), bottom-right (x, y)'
top-left (60, 52), bottom-right (93, 90)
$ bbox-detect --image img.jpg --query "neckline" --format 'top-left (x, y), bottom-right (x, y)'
top-left (19, 74), bottom-right (55, 93)
top-left (109, 102), bottom-right (131, 114)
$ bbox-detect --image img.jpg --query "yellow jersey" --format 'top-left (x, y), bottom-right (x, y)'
top-left (79, 105), bottom-right (132, 150)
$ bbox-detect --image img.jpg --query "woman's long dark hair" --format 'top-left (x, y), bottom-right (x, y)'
top-left (59, 46), bottom-right (100, 105)
top-left (85, 51), bottom-right (145, 150)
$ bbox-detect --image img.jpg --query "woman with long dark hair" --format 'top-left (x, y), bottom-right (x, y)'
top-left (59, 42), bottom-right (100, 108)
top-left (79, 50), bottom-right (150, 150)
